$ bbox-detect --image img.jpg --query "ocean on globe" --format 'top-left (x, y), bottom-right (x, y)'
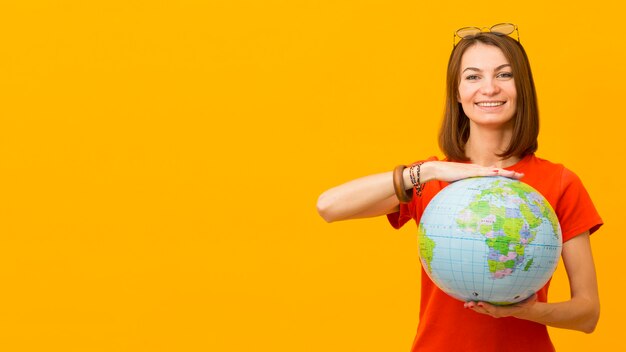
top-left (418, 176), bottom-right (562, 305)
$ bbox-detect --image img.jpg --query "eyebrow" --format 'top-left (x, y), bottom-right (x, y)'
top-left (462, 64), bottom-right (511, 73)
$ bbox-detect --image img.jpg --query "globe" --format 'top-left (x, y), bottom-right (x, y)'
top-left (418, 176), bottom-right (562, 305)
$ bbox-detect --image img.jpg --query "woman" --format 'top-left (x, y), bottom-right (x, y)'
top-left (316, 25), bottom-right (603, 351)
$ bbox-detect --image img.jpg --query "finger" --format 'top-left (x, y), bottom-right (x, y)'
top-left (492, 168), bottom-right (524, 179)
top-left (506, 170), bottom-right (524, 179)
top-left (477, 168), bottom-right (502, 177)
top-left (475, 302), bottom-right (497, 316)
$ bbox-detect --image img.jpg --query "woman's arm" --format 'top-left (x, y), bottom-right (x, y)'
top-left (316, 170), bottom-right (403, 223)
top-left (316, 162), bottom-right (523, 223)
top-left (467, 231), bottom-right (600, 333)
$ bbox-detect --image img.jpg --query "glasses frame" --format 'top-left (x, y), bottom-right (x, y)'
top-left (453, 23), bottom-right (520, 47)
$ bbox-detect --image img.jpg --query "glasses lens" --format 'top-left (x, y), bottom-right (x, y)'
top-left (490, 23), bottom-right (515, 35)
top-left (456, 27), bottom-right (481, 38)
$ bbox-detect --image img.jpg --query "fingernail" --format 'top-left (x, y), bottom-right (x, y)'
top-left (477, 302), bottom-right (484, 307)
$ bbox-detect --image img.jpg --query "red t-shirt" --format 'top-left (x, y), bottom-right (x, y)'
top-left (388, 154), bottom-right (603, 352)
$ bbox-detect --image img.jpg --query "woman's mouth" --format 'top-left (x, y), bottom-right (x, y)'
top-left (475, 101), bottom-right (505, 107)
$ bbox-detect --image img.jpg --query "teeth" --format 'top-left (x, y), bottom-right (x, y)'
top-left (477, 102), bottom-right (505, 107)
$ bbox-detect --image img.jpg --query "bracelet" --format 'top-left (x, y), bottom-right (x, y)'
top-left (393, 165), bottom-right (413, 203)
top-left (409, 161), bottom-right (425, 197)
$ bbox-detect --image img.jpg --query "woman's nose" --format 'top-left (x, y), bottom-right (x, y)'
top-left (480, 79), bottom-right (500, 95)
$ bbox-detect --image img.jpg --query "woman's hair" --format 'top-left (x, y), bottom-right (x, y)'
top-left (438, 32), bottom-right (539, 161)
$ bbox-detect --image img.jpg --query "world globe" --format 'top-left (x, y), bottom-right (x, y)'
top-left (418, 176), bottom-right (562, 305)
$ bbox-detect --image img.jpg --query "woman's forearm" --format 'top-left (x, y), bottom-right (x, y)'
top-left (316, 171), bottom-right (402, 223)
top-left (514, 297), bottom-right (600, 333)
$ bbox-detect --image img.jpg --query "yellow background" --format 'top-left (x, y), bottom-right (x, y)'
top-left (0, 1), bottom-right (624, 351)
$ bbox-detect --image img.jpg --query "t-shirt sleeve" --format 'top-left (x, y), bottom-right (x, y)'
top-left (557, 168), bottom-right (603, 242)
top-left (387, 193), bottom-right (416, 229)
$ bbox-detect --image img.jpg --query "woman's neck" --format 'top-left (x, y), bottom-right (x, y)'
top-left (464, 126), bottom-right (519, 168)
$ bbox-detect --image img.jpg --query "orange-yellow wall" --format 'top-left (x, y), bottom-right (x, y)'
top-left (0, 1), bottom-right (623, 351)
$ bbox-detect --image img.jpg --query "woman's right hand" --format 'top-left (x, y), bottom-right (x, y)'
top-left (423, 161), bottom-right (524, 183)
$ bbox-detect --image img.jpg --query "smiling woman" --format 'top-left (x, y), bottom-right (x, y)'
top-left (317, 28), bottom-right (603, 352)
top-left (441, 32), bottom-right (538, 163)
top-left (459, 51), bottom-right (516, 123)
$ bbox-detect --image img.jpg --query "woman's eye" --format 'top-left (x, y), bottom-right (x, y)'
top-left (497, 72), bottom-right (513, 79)
top-left (465, 75), bottom-right (479, 80)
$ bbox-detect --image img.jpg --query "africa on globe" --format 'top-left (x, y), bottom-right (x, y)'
top-left (418, 176), bottom-right (562, 305)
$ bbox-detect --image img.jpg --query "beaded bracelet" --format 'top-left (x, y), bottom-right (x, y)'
top-left (409, 161), bottom-right (425, 197)
top-left (393, 165), bottom-right (413, 203)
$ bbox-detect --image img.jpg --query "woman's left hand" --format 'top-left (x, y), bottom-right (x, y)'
top-left (464, 293), bottom-right (537, 319)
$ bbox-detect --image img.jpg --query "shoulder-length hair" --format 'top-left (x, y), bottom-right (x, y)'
top-left (438, 32), bottom-right (539, 161)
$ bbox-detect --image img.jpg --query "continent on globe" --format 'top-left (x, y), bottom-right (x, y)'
top-left (418, 226), bottom-right (436, 273)
top-left (417, 176), bottom-right (562, 305)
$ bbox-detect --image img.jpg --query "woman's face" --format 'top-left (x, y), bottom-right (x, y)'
top-left (458, 43), bottom-right (517, 129)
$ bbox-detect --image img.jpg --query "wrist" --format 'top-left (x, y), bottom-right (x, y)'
top-left (419, 160), bottom-right (437, 183)
top-left (511, 296), bottom-right (543, 321)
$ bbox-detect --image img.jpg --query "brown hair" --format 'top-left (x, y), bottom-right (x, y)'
top-left (438, 32), bottom-right (539, 161)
